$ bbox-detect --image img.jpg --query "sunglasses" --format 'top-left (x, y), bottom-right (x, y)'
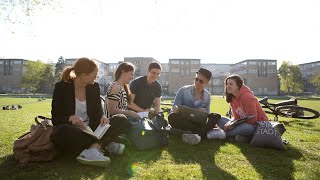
top-left (194, 78), bottom-right (205, 84)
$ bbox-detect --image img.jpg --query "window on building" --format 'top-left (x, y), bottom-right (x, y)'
top-left (191, 61), bottom-right (199, 64)
top-left (171, 61), bottom-right (179, 64)
top-left (268, 62), bottom-right (276, 65)
top-left (14, 61), bottom-right (22, 64)
top-left (171, 69), bottom-right (179, 72)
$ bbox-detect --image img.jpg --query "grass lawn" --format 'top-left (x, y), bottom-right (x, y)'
top-left (0, 96), bottom-right (319, 179)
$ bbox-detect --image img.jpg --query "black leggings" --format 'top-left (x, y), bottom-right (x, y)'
top-left (168, 113), bottom-right (217, 138)
top-left (53, 114), bottom-right (131, 156)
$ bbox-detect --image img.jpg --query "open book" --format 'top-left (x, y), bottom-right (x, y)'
top-left (137, 111), bottom-right (149, 118)
top-left (82, 124), bottom-right (110, 139)
top-left (229, 115), bottom-right (256, 127)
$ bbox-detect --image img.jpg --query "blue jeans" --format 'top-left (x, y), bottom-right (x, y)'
top-left (217, 117), bottom-right (256, 138)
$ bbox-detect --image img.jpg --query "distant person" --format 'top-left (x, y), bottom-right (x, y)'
top-left (52, 57), bottom-right (129, 167)
top-left (168, 68), bottom-right (220, 145)
top-left (128, 62), bottom-right (162, 117)
top-left (105, 62), bottom-right (141, 120)
top-left (217, 74), bottom-right (269, 143)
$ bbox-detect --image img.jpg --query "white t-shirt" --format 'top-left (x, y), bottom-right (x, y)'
top-left (75, 98), bottom-right (89, 126)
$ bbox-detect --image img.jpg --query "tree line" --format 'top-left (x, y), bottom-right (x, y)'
top-left (21, 58), bottom-right (320, 95)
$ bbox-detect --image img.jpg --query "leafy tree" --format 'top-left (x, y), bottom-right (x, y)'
top-left (21, 60), bottom-right (46, 94)
top-left (0, 0), bottom-right (58, 23)
top-left (22, 60), bottom-right (55, 94)
top-left (55, 56), bottom-right (65, 82)
top-left (310, 69), bottom-right (320, 92)
top-left (279, 61), bottom-right (304, 95)
top-left (38, 63), bottom-right (55, 94)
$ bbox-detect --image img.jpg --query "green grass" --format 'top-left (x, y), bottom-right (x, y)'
top-left (0, 96), bottom-right (319, 179)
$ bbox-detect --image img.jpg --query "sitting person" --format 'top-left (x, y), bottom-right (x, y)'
top-left (128, 62), bottom-right (162, 118)
top-left (168, 68), bottom-right (219, 145)
top-left (52, 57), bottom-right (130, 167)
top-left (105, 62), bottom-right (141, 122)
top-left (217, 74), bottom-right (269, 143)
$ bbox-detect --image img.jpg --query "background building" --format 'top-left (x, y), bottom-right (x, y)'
top-left (299, 61), bottom-right (320, 94)
top-left (124, 57), bottom-right (159, 77)
top-left (168, 59), bottom-right (201, 96)
top-left (0, 59), bottom-right (28, 93)
top-left (159, 63), bottom-right (169, 96)
top-left (202, 63), bottom-right (231, 95)
top-left (231, 59), bottom-right (278, 95)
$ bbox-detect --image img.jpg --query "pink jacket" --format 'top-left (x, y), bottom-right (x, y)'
top-left (230, 85), bottom-right (269, 124)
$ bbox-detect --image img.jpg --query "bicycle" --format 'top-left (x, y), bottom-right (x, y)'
top-left (226, 96), bottom-right (320, 121)
top-left (259, 96), bottom-right (319, 121)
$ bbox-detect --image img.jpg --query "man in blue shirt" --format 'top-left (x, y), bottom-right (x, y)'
top-left (129, 62), bottom-right (162, 116)
top-left (168, 67), bottom-right (220, 145)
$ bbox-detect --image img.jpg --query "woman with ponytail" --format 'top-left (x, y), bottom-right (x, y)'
top-left (52, 57), bottom-right (130, 167)
top-left (105, 62), bottom-right (141, 120)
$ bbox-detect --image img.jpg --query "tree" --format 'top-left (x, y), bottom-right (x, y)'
top-left (0, 0), bottom-right (58, 23)
top-left (279, 61), bottom-right (304, 95)
top-left (55, 56), bottom-right (65, 82)
top-left (310, 69), bottom-right (320, 93)
top-left (21, 60), bottom-right (55, 94)
top-left (38, 63), bottom-right (55, 94)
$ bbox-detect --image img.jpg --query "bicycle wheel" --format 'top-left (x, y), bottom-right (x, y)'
top-left (275, 105), bottom-right (320, 119)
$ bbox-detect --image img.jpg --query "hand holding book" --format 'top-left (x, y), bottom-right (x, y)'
top-left (81, 124), bottom-right (111, 139)
top-left (228, 115), bottom-right (256, 127)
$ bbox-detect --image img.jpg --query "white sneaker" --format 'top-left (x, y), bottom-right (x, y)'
top-left (182, 133), bottom-right (201, 145)
top-left (207, 128), bottom-right (226, 140)
top-left (105, 142), bottom-right (125, 155)
top-left (76, 148), bottom-right (110, 167)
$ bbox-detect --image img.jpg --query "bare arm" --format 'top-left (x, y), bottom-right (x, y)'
top-left (153, 97), bottom-right (161, 113)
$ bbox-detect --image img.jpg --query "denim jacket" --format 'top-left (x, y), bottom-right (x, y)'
top-left (172, 85), bottom-right (211, 113)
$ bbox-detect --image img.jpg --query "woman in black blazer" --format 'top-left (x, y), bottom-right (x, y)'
top-left (52, 57), bottom-right (131, 167)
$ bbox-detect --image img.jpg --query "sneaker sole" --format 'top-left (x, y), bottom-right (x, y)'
top-left (76, 157), bottom-right (111, 167)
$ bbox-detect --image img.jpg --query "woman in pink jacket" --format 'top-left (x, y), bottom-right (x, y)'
top-left (217, 74), bottom-right (269, 142)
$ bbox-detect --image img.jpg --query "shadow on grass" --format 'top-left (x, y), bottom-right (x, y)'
top-left (235, 143), bottom-right (303, 179)
top-left (166, 136), bottom-right (236, 179)
top-left (0, 147), bottom-right (164, 179)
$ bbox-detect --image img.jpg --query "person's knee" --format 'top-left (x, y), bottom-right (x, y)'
top-left (110, 114), bottom-right (131, 128)
top-left (53, 124), bottom-right (73, 144)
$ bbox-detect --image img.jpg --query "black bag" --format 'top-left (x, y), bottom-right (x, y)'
top-left (128, 114), bottom-right (168, 150)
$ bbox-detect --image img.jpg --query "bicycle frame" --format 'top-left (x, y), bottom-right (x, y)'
top-left (259, 97), bottom-right (298, 121)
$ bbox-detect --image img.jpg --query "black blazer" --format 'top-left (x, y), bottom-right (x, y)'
top-left (51, 81), bottom-right (103, 130)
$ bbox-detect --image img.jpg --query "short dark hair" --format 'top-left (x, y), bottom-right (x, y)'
top-left (196, 68), bottom-right (212, 81)
top-left (148, 62), bottom-right (162, 71)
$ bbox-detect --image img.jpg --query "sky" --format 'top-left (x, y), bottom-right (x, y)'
top-left (1, 0), bottom-right (320, 67)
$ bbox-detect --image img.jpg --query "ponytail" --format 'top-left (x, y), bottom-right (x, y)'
top-left (61, 66), bottom-right (75, 82)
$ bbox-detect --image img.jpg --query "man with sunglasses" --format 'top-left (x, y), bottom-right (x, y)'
top-left (168, 68), bottom-right (221, 145)
top-left (128, 62), bottom-right (162, 117)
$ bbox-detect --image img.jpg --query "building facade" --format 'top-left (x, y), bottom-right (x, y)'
top-left (231, 59), bottom-right (279, 96)
top-left (202, 63), bottom-right (231, 95)
top-left (124, 57), bottom-right (159, 77)
top-left (0, 59), bottom-right (28, 93)
top-left (168, 59), bottom-right (201, 96)
top-left (298, 61), bottom-right (320, 94)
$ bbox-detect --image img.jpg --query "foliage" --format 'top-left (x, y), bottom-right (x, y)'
top-left (279, 61), bottom-right (304, 95)
top-left (310, 69), bottom-right (320, 91)
top-left (54, 56), bottom-right (65, 82)
top-left (0, 96), bottom-right (319, 179)
top-left (21, 60), bottom-right (55, 94)
top-left (0, 0), bottom-right (57, 23)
